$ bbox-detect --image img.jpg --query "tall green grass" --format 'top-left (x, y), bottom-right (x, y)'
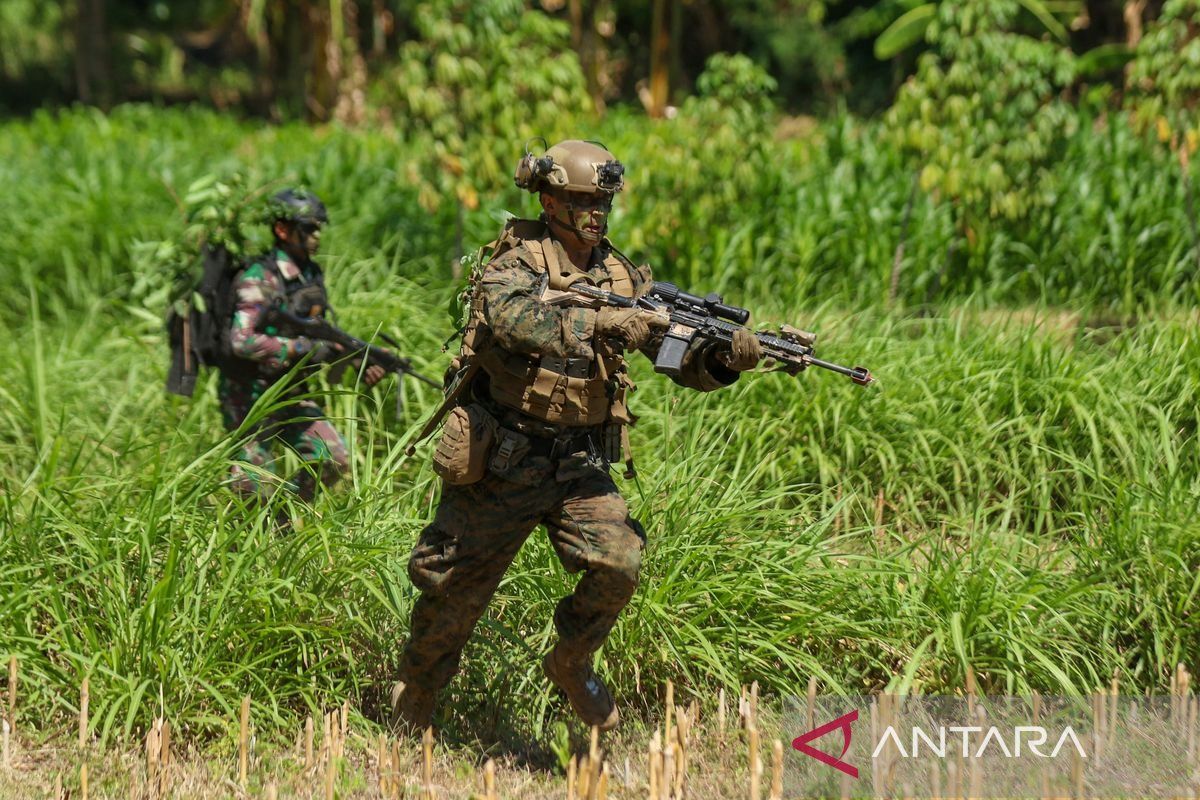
top-left (0, 106), bottom-right (1196, 748)
top-left (0, 104), bottom-right (1197, 317)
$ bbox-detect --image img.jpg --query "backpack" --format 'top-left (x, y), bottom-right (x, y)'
top-left (165, 244), bottom-right (255, 396)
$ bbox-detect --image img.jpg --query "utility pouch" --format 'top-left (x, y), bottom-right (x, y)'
top-left (432, 403), bottom-right (496, 485)
top-left (600, 423), bottom-right (623, 464)
top-left (488, 426), bottom-right (531, 474)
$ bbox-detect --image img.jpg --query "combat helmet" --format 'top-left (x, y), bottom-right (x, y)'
top-left (514, 139), bottom-right (625, 196)
top-left (267, 188), bottom-right (329, 226)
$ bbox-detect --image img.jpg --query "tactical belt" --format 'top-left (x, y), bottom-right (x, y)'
top-left (539, 354), bottom-right (592, 379)
top-left (525, 428), bottom-right (596, 460)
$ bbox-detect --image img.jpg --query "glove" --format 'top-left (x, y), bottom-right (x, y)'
top-left (720, 327), bottom-right (762, 371)
top-left (594, 307), bottom-right (668, 351)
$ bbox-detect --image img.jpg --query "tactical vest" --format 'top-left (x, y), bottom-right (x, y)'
top-left (223, 254), bottom-right (330, 383)
top-left (462, 219), bottom-right (645, 428)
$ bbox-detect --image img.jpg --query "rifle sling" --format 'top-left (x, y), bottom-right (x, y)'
top-left (404, 360), bottom-right (481, 456)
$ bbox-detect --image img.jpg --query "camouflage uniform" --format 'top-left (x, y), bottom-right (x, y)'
top-left (219, 247), bottom-right (348, 501)
top-left (396, 221), bottom-right (741, 717)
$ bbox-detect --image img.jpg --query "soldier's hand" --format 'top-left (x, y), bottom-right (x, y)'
top-left (595, 307), bottom-right (669, 350)
top-left (308, 341), bottom-right (339, 364)
top-left (363, 364), bottom-right (387, 386)
top-left (719, 327), bottom-right (763, 371)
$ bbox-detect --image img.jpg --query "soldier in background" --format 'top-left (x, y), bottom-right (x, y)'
top-left (219, 189), bottom-right (384, 507)
top-left (391, 141), bottom-right (762, 732)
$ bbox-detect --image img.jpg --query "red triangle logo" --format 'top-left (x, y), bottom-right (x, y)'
top-left (792, 709), bottom-right (859, 778)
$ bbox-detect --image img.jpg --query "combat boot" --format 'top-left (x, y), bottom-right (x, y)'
top-left (390, 680), bottom-right (436, 736)
top-left (543, 645), bottom-right (619, 731)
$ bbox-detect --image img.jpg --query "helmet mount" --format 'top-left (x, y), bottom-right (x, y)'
top-left (514, 139), bottom-right (625, 196)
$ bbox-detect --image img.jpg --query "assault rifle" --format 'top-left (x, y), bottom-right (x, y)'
top-left (258, 306), bottom-right (440, 390)
top-left (540, 281), bottom-right (873, 385)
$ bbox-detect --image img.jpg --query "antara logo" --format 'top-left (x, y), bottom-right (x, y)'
top-left (872, 726), bottom-right (1088, 759)
top-left (792, 707), bottom-right (1090, 780)
top-left (792, 710), bottom-right (860, 778)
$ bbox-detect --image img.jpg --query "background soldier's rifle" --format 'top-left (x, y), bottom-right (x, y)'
top-left (258, 306), bottom-right (440, 412)
top-left (541, 280), bottom-right (874, 385)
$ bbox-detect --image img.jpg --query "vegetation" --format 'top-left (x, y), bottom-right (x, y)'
top-left (0, 1), bottom-right (1197, 787)
top-left (0, 101), bottom-right (1197, 756)
top-left (0, 1), bottom-right (1186, 116)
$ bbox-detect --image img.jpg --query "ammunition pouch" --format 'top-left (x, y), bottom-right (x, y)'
top-left (599, 422), bottom-right (623, 464)
top-left (480, 348), bottom-right (612, 427)
top-left (524, 427), bottom-right (595, 461)
top-left (288, 283), bottom-right (328, 318)
top-left (539, 354), bottom-right (592, 379)
top-left (432, 403), bottom-right (497, 486)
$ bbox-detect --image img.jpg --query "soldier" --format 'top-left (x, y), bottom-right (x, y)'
top-left (219, 188), bottom-right (384, 508)
top-left (391, 141), bottom-right (762, 732)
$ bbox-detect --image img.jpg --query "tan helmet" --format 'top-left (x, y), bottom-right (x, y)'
top-left (514, 139), bottom-right (625, 195)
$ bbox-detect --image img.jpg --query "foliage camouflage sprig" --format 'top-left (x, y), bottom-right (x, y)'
top-left (129, 173), bottom-right (276, 315)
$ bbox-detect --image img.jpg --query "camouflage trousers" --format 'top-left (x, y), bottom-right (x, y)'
top-left (397, 465), bottom-right (645, 694)
top-left (219, 380), bottom-right (349, 502)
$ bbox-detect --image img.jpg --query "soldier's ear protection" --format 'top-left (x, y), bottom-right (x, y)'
top-left (514, 137), bottom-right (554, 192)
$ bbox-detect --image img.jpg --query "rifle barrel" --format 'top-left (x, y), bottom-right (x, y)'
top-left (806, 357), bottom-right (873, 385)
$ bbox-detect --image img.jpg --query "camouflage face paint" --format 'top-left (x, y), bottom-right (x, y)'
top-left (297, 222), bottom-right (322, 256)
top-left (550, 192), bottom-right (613, 245)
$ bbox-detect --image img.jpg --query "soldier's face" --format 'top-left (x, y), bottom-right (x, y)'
top-left (544, 191), bottom-right (613, 246)
top-left (297, 222), bottom-right (322, 256)
top-left (277, 221), bottom-right (321, 257)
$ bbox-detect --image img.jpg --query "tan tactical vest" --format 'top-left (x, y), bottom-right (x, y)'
top-left (462, 218), bottom-right (643, 428)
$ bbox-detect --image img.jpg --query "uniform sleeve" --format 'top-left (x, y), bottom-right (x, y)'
top-left (479, 252), bottom-right (597, 360)
top-left (227, 264), bottom-right (316, 370)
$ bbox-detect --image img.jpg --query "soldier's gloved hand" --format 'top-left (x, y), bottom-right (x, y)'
top-left (595, 307), bottom-right (668, 350)
top-left (719, 327), bottom-right (763, 371)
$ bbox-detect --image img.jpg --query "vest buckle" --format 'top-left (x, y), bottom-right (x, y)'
top-left (490, 434), bottom-right (518, 471)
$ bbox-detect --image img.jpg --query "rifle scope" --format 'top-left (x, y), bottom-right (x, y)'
top-left (649, 282), bottom-right (750, 325)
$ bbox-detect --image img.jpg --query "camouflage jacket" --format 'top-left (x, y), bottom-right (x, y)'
top-left (220, 248), bottom-right (327, 395)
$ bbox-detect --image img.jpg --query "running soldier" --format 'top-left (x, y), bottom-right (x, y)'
top-left (391, 141), bottom-right (762, 731)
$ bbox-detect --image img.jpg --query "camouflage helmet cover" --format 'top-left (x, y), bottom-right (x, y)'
top-left (267, 188), bottom-right (329, 226)
top-left (514, 139), bottom-right (625, 195)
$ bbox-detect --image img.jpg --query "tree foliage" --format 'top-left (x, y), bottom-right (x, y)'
top-left (1127, 0), bottom-right (1200, 154)
top-left (886, 0), bottom-right (1076, 222)
top-left (376, 0), bottom-right (590, 215)
top-left (617, 54), bottom-right (779, 286)
top-left (0, 0), bottom-right (66, 82)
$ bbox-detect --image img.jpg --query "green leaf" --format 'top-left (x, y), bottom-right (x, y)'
top-left (875, 4), bottom-right (937, 60)
top-left (1016, 0), bottom-right (1068, 42)
top-left (1076, 43), bottom-right (1134, 77)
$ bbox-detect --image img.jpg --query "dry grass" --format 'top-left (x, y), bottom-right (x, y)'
top-left (0, 701), bottom-right (776, 800)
